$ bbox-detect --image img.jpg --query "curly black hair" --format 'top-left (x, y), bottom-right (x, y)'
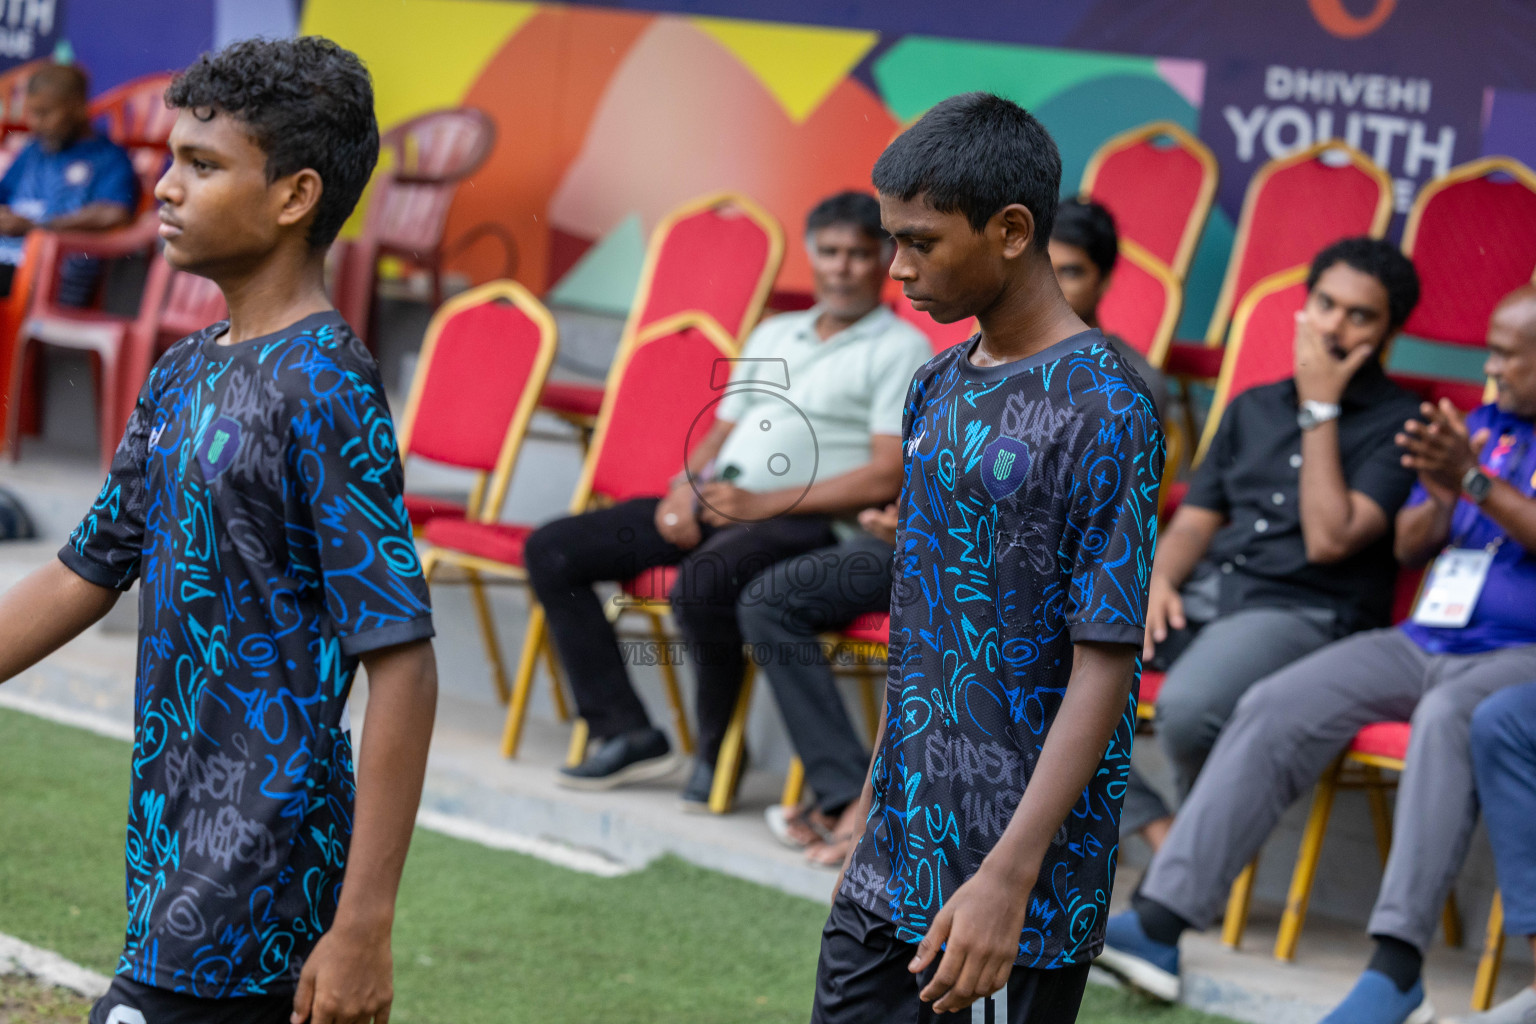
top-left (1307, 237), bottom-right (1421, 334)
top-left (166, 36), bottom-right (379, 249)
top-left (872, 92), bottom-right (1060, 249)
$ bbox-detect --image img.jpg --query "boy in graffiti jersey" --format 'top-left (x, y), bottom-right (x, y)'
top-left (0, 38), bottom-right (437, 1024)
top-left (814, 93), bottom-right (1162, 1023)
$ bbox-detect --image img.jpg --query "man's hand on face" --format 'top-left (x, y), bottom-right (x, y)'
top-left (0, 208), bottom-right (35, 236)
top-left (654, 484), bottom-right (703, 550)
top-left (857, 503), bottom-right (899, 545)
top-left (697, 482), bottom-right (769, 527)
top-left (908, 860), bottom-right (1033, 1015)
top-left (291, 922), bottom-right (393, 1024)
top-left (1396, 399), bottom-right (1490, 505)
top-left (1293, 310), bottom-right (1373, 406)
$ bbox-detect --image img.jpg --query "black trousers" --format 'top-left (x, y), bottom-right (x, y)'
top-left (812, 896), bottom-right (1092, 1024)
top-left (523, 497), bottom-right (834, 761)
top-left (91, 976), bottom-right (292, 1023)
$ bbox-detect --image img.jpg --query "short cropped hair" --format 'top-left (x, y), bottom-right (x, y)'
top-left (1052, 198), bottom-right (1118, 277)
top-left (872, 92), bottom-right (1061, 249)
top-left (27, 64), bottom-right (87, 101)
top-left (1307, 237), bottom-right (1421, 334)
top-left (166, 36), bottom-right (379, 249)
top-left (805, 191), bottom-right (887, 245)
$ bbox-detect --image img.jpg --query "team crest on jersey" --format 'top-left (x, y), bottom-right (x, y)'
top-left (64, 160), bottom-right (92, 186)
top-left (197, 416), bottom-right (242, 479)
top-left (981, 435), bottom-right (1030, 501)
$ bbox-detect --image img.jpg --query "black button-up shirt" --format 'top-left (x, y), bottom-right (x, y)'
top-left (1184, 360), bottom-right (1421, 633)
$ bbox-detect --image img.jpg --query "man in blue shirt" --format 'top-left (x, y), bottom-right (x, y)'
top-left (1098, 285), bottom-right (1536, 1024)
top-left (0, 64), bottom-right (138, 299)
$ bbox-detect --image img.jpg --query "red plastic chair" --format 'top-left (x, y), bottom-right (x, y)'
top-left (537, 192), bottom-right (785, 432)
top-left (89, 72), bottom-right (176, 212)
top-left (1098, 238), bottom-right (1184, 368)
top-left (1164, 141), bottom-right (1394, 384)
top-left (891, 291), bottom-right (975, 355)
top-left (1081, 121), bottom-right (1218, 281)
top-left (333, 107), bottom-right (503, 347)
top-left (421, 311), bottom-right (740, 758)
top-left (1401, 157), bottom-right (1536, 347)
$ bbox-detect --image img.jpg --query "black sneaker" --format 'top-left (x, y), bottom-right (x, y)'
top-left (557, 728), bottom-right (675, 790)
top-left (679, 759), bottom-right (715, 812)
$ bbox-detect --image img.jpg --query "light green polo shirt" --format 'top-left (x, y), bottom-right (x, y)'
top-left (712, 304), bottom-right (933, 494)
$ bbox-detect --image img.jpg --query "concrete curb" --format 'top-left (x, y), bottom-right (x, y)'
top-left (0, 932), bottom-right (110, 999)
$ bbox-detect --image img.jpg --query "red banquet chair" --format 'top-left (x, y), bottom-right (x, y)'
top-left (3, 216), bottom-right (226, 467)
top-left (403, 280), bottom-right (559, 705)
top-left (1081, 120), bottom-right (1218, 281)
top-left (333, 107), bottom-right (504, 347)
top-left (1099, 237), bottom-right (1184, 369)
top-left (1400, 156), bottom-right (1536, 347)
top-left (537, 191), bottom-right (784, 437)
top-left (89, 72), bottom-right (176, 211)
top-left (420, 311), bottom-right (740, 759)
top-left (1163, 141), bottom-right (1394, 387)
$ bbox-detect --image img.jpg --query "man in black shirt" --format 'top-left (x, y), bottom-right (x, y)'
top-left (1122, 237), bottom-right (1422, 851)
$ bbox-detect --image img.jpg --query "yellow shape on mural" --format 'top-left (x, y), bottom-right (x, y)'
top-left (301, 0), bottom-right (537, 132)
top-left (691, 16), bottom-right (878, 123)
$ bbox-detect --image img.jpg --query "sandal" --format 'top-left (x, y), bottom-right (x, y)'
top-left (765, 803), bottom-right (837, 850)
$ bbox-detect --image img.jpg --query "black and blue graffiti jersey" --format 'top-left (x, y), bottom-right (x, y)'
top-left (60, 311), bottom-right (434, 998)
top-left (839, 330), bottom-right (1161, 968)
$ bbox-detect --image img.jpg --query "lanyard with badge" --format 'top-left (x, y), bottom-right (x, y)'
top-left (1411, 432), bottom-right (1522, 629)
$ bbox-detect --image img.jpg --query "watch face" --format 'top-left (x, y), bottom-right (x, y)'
top-left (1297, 408), bottom-right (1316, 430)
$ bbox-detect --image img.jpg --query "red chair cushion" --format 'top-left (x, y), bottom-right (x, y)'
top-left (404, 492), bottom-right (466, 528)
top-left (1161, 481), bottom-right (1188, 518)
top-left (621, 566), bottom-right (677, 602)
top-left (539, 380), bottom-right (605, 419)
top-left (1162, 342), bottom-right (1225, 379)
top-left (422, 518), bottom-right (534, 567)
top-left (840, 612), bottom-right (890, 646)
top-left (1139, 669), bottom-right (1166, 708)
top-left (1348, 721), bottom-right (1410, 763)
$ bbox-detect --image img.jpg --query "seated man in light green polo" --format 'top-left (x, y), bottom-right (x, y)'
top-left (524, 191), bottom-right (934, 807)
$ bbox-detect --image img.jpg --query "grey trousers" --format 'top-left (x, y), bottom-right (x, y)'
top-left (737, 532), bottom-right (893, 813)
top-left (1140, 627), bottom-right (1536, 952)
top-left (1122, 606), bottom-right (1337, 834)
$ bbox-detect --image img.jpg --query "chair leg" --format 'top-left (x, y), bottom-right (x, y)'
top-left (857, 662), bottom-right (881, 745)
top-left (541, 638), bottom-right (572, 722)
top-left (1222, 859), bottom-right (1259, 950)
top-left (465, 568), bottom-right (511, 704)
top-left (708, 665), bottom-right (755, 815)
top-left (781, 756), bottom-right (806, 809)
top-left (1443, 889), bottom-right (1464, 949)
top-left (1472, 891), bottom-right (1506, 1012)
top-left (566, 717), bottom-right (590, 769)
top-left (649, 611), bottom-right (695, 755)
top-left (1275, 759), bottom-right (1342, 962)
top-left (501, 604), bottom-right (547, 758)
top-left (1363, 766), bottom-right (1393, 864)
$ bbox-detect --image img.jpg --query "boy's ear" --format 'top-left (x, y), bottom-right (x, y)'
top-left (996, 203), bottom-right (1035, 260)
top-left (274, 168), bottom-right (324, 235)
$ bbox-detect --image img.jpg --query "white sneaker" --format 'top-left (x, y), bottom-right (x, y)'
top-left (1443, 986), bottom-right (1536, 1024)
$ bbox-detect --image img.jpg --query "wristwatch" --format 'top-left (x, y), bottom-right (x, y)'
top-left (1296, 400), bottom-right (1342, 431)
top-left (1462, 465), bottom-right (1494, 504)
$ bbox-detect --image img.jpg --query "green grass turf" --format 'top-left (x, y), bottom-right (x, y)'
top-left (0, 974), bottom-right (95, 1023)
top-left (0, 708), bottom-right (1234, 1023)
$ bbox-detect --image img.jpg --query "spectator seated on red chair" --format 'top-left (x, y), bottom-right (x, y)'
top-left (1049, 197), bottom-right (1169, 418)
top-left (1099, 285), bottom-right (1536, 1024)
top-left (1121, 238), bottom-right (1422, 853)
top-left (523, 191), bottom-right (931, 808)
top-left (0, 64), bottom-right (136, 303)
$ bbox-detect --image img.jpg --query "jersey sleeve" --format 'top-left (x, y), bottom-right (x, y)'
top-left (57, 374), bottom-right (155, 589)
top-left (88, 143), bottom-right (139, 211)
top-left (1062, 398), bottom-right (1163, 645)
top-left (1346, 401), bottom-right (1420, 515)
top-left (287, 345), bottom-right (434, 656)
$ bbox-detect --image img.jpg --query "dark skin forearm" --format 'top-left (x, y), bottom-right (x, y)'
top-left (698, 435), bottom-right (903, 522)
top-left (293, 638), bottom-right (437, 1024)
top-left (1394, 497), bottom-right (1457, 566)
top-left (1297, 421), bottom-right (1390, 563)
top-left (911, 641), bottom-right (1137, 1013)
top-left (0, 559), bottom-right (120, 683)
top-left (45, 201), bottom-right (132, 232)
top-left (1149, 505), bottom-right (1222, 590)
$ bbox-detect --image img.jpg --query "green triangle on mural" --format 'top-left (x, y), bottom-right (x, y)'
top-left (547, 214), bottom-right (646, 317)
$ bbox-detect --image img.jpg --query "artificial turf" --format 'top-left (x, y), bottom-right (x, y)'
top-left (0, 708), bottom-right (1233, 1023)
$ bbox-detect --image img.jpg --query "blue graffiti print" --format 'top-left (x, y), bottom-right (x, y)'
top-left (840, 330), bottom-right (1161, 968)
top-left (60, 312), bottom-right (433, 997)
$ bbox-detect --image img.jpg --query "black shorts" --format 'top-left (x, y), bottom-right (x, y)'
top-left (811, 895), bottom-right (1091, 1024)
top-left (89, 976), bottom-right (293, 1024)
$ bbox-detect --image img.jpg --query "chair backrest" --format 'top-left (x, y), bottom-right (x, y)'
top-left (157, 269), bottom-right (227, 343)
top-left (1196, 265), bottom-right (1311, 462)
top-left (370, 107), bottom-right (495, 255)
top-left (891, 291), bottom-right (976, 355)
top-left (1081, 120), bottom-right (1218, 281)
top-left (1401, 157), bottom-right (1536, 346)
top-left (89, 72), bottom-right (176, 210)
top-left (1206, 141), bottom-right (1393, 346)
top-left (1097, 238), bottom-right (1184, 368)
top-left (625, 192), bottom-right (784, 346)
top-left (578, 311), bottom-right (740, 508)
top-left (397, 280), bottom-right (557, 519)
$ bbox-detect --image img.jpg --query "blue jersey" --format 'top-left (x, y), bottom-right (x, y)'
top-left (1400, 404), bottom-right (1536, 655)
top-left (61, 312), bottom-right (434, 998)
top-left (0, 133), bottom-right (138, 265)
top-left (839, 330), bottom-right (1162, 969)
